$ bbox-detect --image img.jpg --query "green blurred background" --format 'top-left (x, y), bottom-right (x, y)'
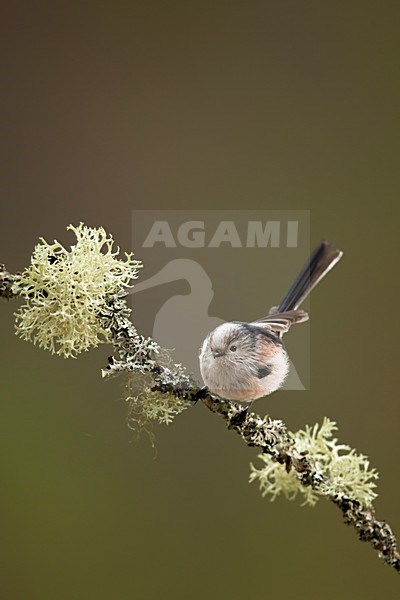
top-left (1, 2), bottom-right (399, 598)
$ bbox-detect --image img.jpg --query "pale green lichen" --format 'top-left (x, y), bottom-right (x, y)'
top-left (250, 417), bottom-right (378, 507)
top-left (14, 223), bottom-right (142, 358)
top-left (125, 359), bottom-right (191, 435)
top-left (140, 387), bottom-right (191, 425)
top-left (97, 290), bottom-right (191, 433)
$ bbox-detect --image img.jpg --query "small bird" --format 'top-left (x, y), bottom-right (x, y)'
top-left (199, 240), bottom-right (343, 402)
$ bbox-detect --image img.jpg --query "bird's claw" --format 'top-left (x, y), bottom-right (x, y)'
top-left (191, 386), bottom-right (209, 404)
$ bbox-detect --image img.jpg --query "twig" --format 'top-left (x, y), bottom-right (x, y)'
top-left (100, 294), bottom-right (400, 574)
top-left (3, 269), bottom-right (400, 573)
top-left (0, 264), bottom-right (23, 299)
top-left (202, 396), bottom-right (400, 572)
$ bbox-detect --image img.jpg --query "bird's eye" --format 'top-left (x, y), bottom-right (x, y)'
top-left (230, 345), bottom-right (237, 352)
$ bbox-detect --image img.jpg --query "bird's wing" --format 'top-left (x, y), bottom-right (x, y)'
top-left (251, 309), bottom-right (309, 334)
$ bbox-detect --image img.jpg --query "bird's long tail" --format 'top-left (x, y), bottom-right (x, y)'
top-left (276, 240), bottom-right (343, 313)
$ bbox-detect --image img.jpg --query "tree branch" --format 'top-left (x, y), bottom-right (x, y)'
top-left (201, 397), bottom-right (400, 572)
top-left (3, 267), bottom-right (400, 573)
top-left (0, 264), bottom-right (23, 299)
top-left (100, 294), bottom-right (400, 574)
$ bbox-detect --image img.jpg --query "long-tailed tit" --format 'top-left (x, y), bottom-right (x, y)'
top-left (199, 240), bottom-right (342, 402)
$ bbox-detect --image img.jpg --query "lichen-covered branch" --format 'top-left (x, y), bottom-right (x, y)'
top-left (99, 294), bottom-right (400, 574)
top-left (0, 264), bottom-right (25, 299)
top-left (249, 418), bottom-right (379, 507)
top-left (2, 223), bottom-right (399, 574)
top-left (201, 398), bottom-right (400, 573)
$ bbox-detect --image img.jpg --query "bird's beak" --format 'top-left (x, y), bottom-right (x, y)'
top-left (212, 350), bottom-right (224, 358)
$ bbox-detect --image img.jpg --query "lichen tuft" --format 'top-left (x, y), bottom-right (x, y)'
top-left (14, 223), bottom-right (142, 358)
top-left (250, 417), bottom-right (378, 507)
